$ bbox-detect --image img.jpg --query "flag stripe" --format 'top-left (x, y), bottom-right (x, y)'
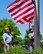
top-left (24, 0), bottom-right (28, 2)
top-left (13, 6), bottom-right (34, 20)
top-left (16, 19), bottom-right (25, 24)
top-left (26, 15), bottom-right (34, 20)
top-left (7, 1), bottom-right (22, 10)
top-left (8, 1), bottom-right (32, 13)
top-left (17, 19), bottom-right (31, 24)
top-left (16, 15), bottom-right (34, 23)
top-left (11, 3), bottom-right (34, 16)
top-left (10, 2), bottom-right (33, 15)
top-left (17, 17), bottom-right (33, 24)
top-left (7, 1), bottom-right (16, 8)
top-left (8, 1), bottom-right (24, 12)
top-left (23, 16), bottom-right (34, 22)
top-left (7, 0), bottom-right (35, 24)
top-left (13, 9), bottom-right (34, 21)
top-left (7, 1), bottom-right (21, 10)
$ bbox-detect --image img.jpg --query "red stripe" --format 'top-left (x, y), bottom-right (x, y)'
top-left (14, 11), bottom-right (34, 21)
top-left (22, 16), bottom-right (34, 22)
top-left (9, 1), bottom-right (33, 13)
top-left (29, 21), bottom-right (32, 23)
top-left (26, 16), bottom-right (34, 21)
top-left (28, 16), bottom-right (34, 20)
top-left (9, 5), bottom-right (19, 12)
top-left (23, 12), bottom-right (34, 21)
top-left (15, 12), bottom-right (34, 23)
top-left (11, 6), bottom-right (34, 16)
top-left (29, 20), bottom-right (33, 23)
top-left (11, 2), bottom-right (34, 16)
top-left (16, 19), bottom-right (25, 24)
top-left (8, 1), bottom-right (24, 12)
top-left (17, 17), bottom-right (33, 24)
top-left (24, 0), bottom-right (28, 2)
top-left (7, 1), bottom-right (16, 8)
top-left (14, 14), bottom-right (34, 23)
top-left (17, 18), bottom-right (32, 24)
top-left (7, 0), bottom-right (20, 8)
top-left (22, 12), bottom-right (34, 20)
top-left (11, 2), bottom-right (33, 16)
top-left (13, 6), bottom-right (35, 20)
top-left (16, 0), bottom-right (20, 1)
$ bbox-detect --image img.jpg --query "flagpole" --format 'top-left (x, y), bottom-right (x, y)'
top-left (29, 23), bottom-right (30, 29)
top-left (34, 0), bottom-right (40, 48)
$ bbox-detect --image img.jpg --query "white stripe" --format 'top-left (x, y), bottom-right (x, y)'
top-left (15, 9), bottom-right (34, 21)
top-left (16, 16), bottom-right (33, 24)
top-left (7, 5), bottom-right (15, 11)
top-left (10, 0), bottom-right (34, 15)
top-left (7, 0), bottom-right (31, 11)
top-left (20, 0), bottom-right (32, 9)
top-left (30, 20), bottom-right (33, 22)
top-left (10, 8), bottom-right (19, 15)
top-left (10, 4), bottom-right (34, 15)
top-left (26, 15), bottom-right (34, 20)
top-left (17, 21), bottom-right (28, 24)
top-left (21, 19), bottom-right (27, 23)
top-left (12, 4), bottom-right (34, 18)
top-left (7, 1), bottom-right (22, 10)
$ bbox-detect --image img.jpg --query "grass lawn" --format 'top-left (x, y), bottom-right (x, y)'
top-left (2, 45), bottom-right (43, 54)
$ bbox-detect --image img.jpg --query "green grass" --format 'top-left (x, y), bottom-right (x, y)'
top-left (2, 45), bottom-right (43, 54)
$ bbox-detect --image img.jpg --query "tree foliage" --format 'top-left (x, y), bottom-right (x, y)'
top-left (24, 29), bottom-right (30, 45)
top-left (0, 19), bottom-right (21, 36)
top-left (0, 18), bottom-right (22, 53)
top-left (13, 37), bottom-right (22, 45)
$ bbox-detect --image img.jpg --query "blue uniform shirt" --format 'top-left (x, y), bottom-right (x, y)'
top-left (2, 33), bottom-right (12, 43)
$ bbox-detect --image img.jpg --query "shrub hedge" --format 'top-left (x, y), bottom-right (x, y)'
top-left (2, 45), bottom-right (43, 54)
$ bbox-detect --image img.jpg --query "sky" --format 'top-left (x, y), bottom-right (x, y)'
top-left (0, 0), bottom-right (43, 39)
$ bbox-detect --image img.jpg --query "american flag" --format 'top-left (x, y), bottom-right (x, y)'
top-left (7, 0), bottom-right (35, 24)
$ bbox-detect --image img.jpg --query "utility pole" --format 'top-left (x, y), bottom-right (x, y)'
top-left (34, 0), bottom-right (40, 48)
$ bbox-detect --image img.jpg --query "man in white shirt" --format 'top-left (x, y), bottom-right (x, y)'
top-left (29, 28), bottom-right (34, 51)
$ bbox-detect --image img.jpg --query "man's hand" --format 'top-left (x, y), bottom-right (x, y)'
top-left (5, 44), bottom-right (9, 47)
top-left (4, 39), bottom-right (9, 47)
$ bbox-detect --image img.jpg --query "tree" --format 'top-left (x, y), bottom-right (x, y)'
top-left (0, 19), bottom-right (21, 36)
top-left (24, 29), bottom-right (30, 45)
top-left (0, 18), bottom-right (21, 53)
top-left (0, 18), bottom-right (21, 45)
top-left (39, 33), bottom-right (42, 41)
top-left (13, 36), bottom-right (22, 45)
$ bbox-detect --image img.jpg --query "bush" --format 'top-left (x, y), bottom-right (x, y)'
top-left (0, 36), bottom-right (4, 53)
top-left (2, 45), bottom-right (43, 54)
top-left (40, 42), bottom-right (43, 49)
top-left (2, 45), bottom-right (31, 54)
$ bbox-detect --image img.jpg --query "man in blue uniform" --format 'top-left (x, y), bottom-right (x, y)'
top-left (2, 27), bottom-right (13, 52)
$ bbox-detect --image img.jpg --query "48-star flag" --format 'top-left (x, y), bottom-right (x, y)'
top-left (7, 0), bottom-right (35, 24)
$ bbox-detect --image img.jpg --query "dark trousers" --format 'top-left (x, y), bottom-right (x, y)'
top-left (30, 39), bottom-right (34, 49)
